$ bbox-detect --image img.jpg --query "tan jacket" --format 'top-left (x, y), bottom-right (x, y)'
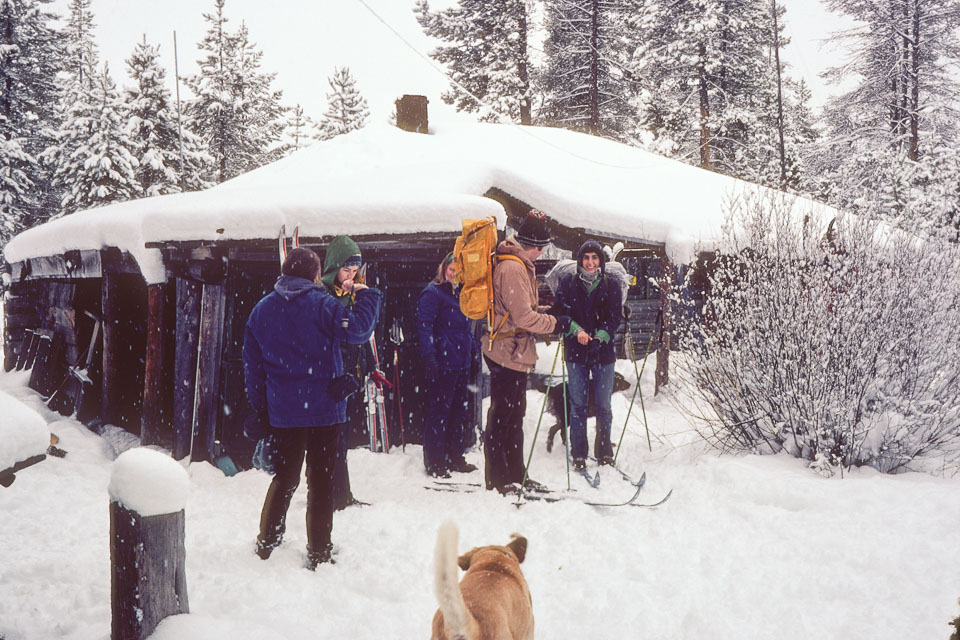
top-left (482, 236), bottom-right (557, 373)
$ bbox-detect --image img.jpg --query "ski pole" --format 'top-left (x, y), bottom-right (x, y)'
top-left (519, 340), bottom-right (562, 498)
top-left (561, 341), bottom-right (571, 491)
top-left (614, 328), bottom-right (655, 464)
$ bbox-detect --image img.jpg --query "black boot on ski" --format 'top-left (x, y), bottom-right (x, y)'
top-left (573, 457), bottom-right (586, 471)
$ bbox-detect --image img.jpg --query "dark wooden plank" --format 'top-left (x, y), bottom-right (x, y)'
top-left (101, 270), bottom-right (121, 426)
top-left (655, 255), bottom-right (672, 393)
top-left (193, 283), bottom-right (226, 463)
top-left (109, 503), bottom-right (189, 639)
top-left (173, 279), bottom-right (201, 460)
top-left (141, 284), bottom-right (165, 447)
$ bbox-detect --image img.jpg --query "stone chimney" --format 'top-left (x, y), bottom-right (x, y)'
top-left (395, 95), bottom-right (429, 134)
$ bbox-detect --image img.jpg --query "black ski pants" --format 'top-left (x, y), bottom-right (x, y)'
top-left (258, 425), bottom-right (340, 555)
top-left (483, 356), bottom-right (528, 491)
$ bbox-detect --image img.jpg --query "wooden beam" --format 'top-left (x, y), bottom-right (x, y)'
top-left (655, 254), bottom-right (672, 394)
top-left (141, 284), bottom-right (165, 446)
top-left (192, 282), bottom-right (226, 463)
top-left (101, 270), bottom-right (121, 426)
top-left (172, 279), bottom-right (201, 460)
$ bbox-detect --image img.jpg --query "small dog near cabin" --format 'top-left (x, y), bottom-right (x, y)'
top-left (431, 522), bottom-right (534, 640)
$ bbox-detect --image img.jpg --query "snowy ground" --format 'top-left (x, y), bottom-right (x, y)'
top-left (1, 357), bottom-right (959, 640)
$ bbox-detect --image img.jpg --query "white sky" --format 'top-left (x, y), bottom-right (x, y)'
top-left (53, 0), bottom-right (850, 124)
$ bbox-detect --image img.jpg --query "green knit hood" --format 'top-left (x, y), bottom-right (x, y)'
top-left (321, 235), bottom-right (362, 291)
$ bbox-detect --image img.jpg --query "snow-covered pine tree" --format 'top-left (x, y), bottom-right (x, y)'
top-left (317, 67), bottom-right (369, 141)
top-left (123, 37), bottom-right (183, 196)
top-left (630, 0), bottom-right (784, 178)
top-left (279, 104), bottom-right (319, 155)
top-left (0, 0), bottom-right (63, 247)
top-left (415, 0), bottom-right (533, 124)
top-left (541, 0), bottom-right (635, 140)
top-left (819, 0), bottom-right (960, 232)
top-left (63, 0), bottom-right (98, 89)
top-left (184, 2), bottom-right (285, 183)
top-left (50, 64), bottom-right (139, 215)
top-left (226, 21), bottom-right (285, 172)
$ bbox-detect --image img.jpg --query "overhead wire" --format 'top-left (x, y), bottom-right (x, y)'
top-left (352, 0), bottom-right (660, 171)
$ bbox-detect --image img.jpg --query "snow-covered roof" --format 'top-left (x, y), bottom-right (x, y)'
top-left (4, 122), bottom-right (833, 284)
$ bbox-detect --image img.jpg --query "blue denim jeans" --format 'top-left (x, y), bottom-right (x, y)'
top-left (566, 361), bottom-right (615, 460)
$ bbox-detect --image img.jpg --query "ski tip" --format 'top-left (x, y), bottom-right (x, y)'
top-left (292, 225), bottom-right (300, 248)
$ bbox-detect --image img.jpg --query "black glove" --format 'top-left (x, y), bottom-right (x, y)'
top-left (328, 373), bottom-right (361, 401)
top-left (554, 315), bottom-right (572, 335)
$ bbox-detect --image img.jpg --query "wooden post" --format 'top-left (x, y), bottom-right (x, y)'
top-left (141, 284), bottom-right (166, 446)
top-left (173, 279), bottom-right (201, 460)
top-left (655, 255), bottom-right (672, 394)
top-left (101, 270), bottom-right (121, 425)
top-left (109, 449), bottom-right (189, 640)
top-left (193, 283), bottom-right (226, 462)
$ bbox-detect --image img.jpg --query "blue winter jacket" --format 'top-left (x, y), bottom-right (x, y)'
top-left (417, 281), bottom-right (476, 371)
top-left (243, 275), bottom-right (382, 428)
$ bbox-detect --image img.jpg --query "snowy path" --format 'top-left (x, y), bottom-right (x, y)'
top-left (1, 367), bottom-right (958, 639)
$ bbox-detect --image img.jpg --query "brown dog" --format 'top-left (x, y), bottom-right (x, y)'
top-left (431, 522), bottom-right (534, 640)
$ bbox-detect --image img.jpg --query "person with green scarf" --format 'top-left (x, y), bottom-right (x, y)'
top-left (322, 235), bottom-right (377, 510)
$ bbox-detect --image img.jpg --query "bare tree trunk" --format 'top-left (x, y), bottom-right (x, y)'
top-left (589, 0), bottom-right (601, 135)
top-left (698, 45), bottom-right (713, 170)
top-left (909, 0), bottom-right (921, 161)
top-left (517, 2), bottom-right (532, 126)
top-left (771, 0), bottom-right (787, 187)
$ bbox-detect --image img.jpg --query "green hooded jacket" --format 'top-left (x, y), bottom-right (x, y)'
top-left (321, 235), bottom-right (362, 297)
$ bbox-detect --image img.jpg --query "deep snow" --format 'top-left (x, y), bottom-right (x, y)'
top-left (1, 354), bottom-right (958, 639)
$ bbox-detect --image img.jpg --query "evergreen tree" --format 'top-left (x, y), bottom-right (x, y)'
top-left (63, 0), bottom-right (97, 89)
top-left (630, 0), bottom-right (784, 177)
top-left (0, 0), bottom-right (63, 246)
top-left (317, 67), bottom-right (369, 140)
top-left (49, 64), bottom-right (139, 215)
top-left (541, 0), bottom-right (635, 140)
top-left (280, 104), bottom-right (319, 154)
top-left (415, 0), bottom-right (534, 124)
top-left (184, 1), bottom-right (285, 183)
top-left (123, 37), bottom-right (183, 196)
top-left (819, 0), bottom-right (960, 232)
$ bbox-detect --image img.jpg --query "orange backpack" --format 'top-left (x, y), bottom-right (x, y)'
top-left (452, 217), bottom-right (523, 340)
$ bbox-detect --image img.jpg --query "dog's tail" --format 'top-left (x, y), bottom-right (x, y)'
top-left (435, 521), bottom-right (473, 640)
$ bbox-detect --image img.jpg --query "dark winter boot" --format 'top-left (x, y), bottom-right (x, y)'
top-left (573, 457), bottom-right (587, 471)
top-left (256, 482), bottom-right (296, 559)
top-left (305, 543), bottom-right (336, 570)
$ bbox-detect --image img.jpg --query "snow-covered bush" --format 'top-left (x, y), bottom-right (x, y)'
top-left (672, 193), bottom-right (960, 475)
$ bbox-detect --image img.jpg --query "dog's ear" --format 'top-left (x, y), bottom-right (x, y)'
top-left (457, 549), bottom-right (474, 570)
top-left (508, 534), bottom-right (527, 564)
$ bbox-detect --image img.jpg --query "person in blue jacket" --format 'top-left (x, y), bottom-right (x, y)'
top-left (243, 247), bottom-right (381, 569)
top-left (551, 239), bottom-right (623, 470)
top-left (417, 252), bottom-right (478, 478)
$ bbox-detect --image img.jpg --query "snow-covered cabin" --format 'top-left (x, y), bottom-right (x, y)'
top-left (2, 102), bottom-right (830, 468)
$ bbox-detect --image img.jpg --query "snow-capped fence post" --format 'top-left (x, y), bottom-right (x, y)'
top-left (140, 284), bottom-right (165, 447)
top-left (109, 448), bottom-right (190, 640)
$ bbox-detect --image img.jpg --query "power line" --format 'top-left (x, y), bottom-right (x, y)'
top-left (352, 0), bottom-right (659, 171)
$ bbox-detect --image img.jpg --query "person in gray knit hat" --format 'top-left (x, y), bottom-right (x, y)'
top-left (481, 209), bottom-right (575, 493)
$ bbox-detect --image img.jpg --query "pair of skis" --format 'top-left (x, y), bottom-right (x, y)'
top-left (278, 225), bottom-right (393, 453)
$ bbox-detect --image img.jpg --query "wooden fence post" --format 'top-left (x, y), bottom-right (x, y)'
top-left (173, 279), bottom-right (201, 460)
top-left (109, 448), bottom-right (190, 640)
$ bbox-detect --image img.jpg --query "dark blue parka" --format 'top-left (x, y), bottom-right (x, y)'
top-left (552, 241), bottom-right (623, 365)
top-left (243, 274), bottom-right (382, 428)
top-left (417, 281), bottom-right (476, 371)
